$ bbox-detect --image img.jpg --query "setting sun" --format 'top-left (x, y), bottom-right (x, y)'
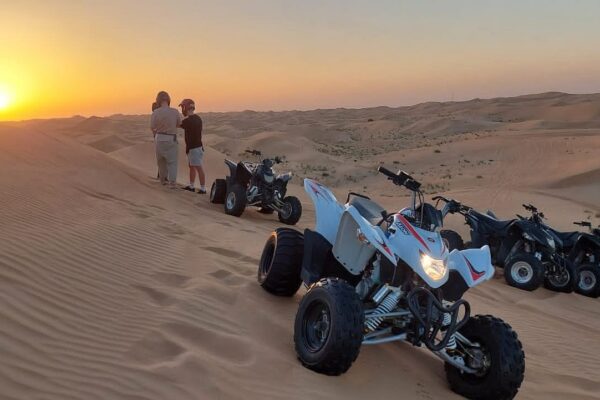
top-left (0, 91), bottom-right (11, 110)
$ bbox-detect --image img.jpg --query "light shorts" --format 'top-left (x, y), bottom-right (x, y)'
top-left (187, 147), bottom-right (204, 166)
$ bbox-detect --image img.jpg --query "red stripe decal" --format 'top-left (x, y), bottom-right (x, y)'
top-left (462, 254), bottom-right (485, 281)
top-left (396, 214), bottom-right (430, 252)
top-left (375, 238), bottom-right (394, 257)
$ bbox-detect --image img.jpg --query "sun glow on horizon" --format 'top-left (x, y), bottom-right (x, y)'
top-left (0, 91), bottom-right (11, 111)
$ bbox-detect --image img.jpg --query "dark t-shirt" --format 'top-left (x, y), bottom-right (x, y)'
top-left (181, 114), bottom-right (203, 153)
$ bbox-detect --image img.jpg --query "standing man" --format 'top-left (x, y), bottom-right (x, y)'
top-left (151, 91), bottom-right (181, 187)
top-left (179, 98), bottom-right (206, 194)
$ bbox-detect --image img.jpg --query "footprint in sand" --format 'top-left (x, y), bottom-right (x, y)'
top-left (132, 284), bottom-right (175, 306)
top-left (153, 272), bottom-right (191, 288)
top-left (128, 330), bottom-right (186, 366)
top-left (202, 246), bottom-right (259, 264)
top-left (159, 222), bottom-right (188, 238)
top-left (162, 322), bottom-right (254, 366)
top-left (208, 269), bottom-right (247, 287)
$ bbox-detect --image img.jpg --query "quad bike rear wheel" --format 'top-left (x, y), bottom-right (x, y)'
top-left (224, 183), bottom-right (246, 216)
top-left (445, 315), bottom-right (525, 400)
top-left (210, 179), bottom-right (227, 204)
top-left (504, 252), bottom-right (544, 291)
top-left (278, 196), bottom-right (302, 225)
top-left (575, 263), bottom-right (600, 298)
top-left (294, 278), bottom-right (363, 375)
top-left (441, 229), bottom-right (465, 251)
top-left (543, 261), bottom-right (577, 293)
top-left (258, 228), bottom-right (304, 296)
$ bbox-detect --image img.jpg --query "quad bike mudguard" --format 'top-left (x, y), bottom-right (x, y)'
top-left (304, 179), bottom-right (344, 244)
top-left (224, 159), bottom-right (253, 186)
top-left (277, 172), bottom-right (293, 182)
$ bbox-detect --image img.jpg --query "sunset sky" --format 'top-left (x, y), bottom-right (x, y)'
top-left (1, 0), bottom-right (599, 121)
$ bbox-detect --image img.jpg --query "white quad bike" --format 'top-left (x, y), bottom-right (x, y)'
top-left (257, 167), bottom-right (525, 400)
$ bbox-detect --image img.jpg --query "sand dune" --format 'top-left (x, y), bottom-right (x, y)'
top-left (1, 92), bottom-right (599, 399)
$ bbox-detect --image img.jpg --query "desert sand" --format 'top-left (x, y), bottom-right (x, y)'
top-left (0, 92), bottom-right (599, 399)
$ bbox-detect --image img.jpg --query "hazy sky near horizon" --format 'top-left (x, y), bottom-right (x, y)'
top-left (1, 0), bottom-right (600, 120)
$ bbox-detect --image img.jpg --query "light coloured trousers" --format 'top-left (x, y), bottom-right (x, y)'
top-left (155, 141), bottom-right (178, 184)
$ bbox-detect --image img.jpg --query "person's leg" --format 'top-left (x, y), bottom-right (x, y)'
top-left (156, 142), bottom-right (168, 184)
top-left (183, 163), bottom-right (196, 191)
top-left (189, 165), bottom-right (197, 186)
top-left (166, 142), bottom-right (178, 186)
top-left (196, 165), bottom-right (206, 187)
top-left (196, 148), bottom-right (206, 193)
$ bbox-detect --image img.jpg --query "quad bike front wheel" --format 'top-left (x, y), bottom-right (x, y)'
top-left (504, 252), bottom-right (544, 291)
top-left (575, 263), bottom-right (600, 298)
top-left (257, 228), bottom-right (304, 296)
top-left (543, 260), bottom-right (577, 293)
top-left (210, 179), bottom-right (227, 204)
top-left (278, 196), bottom-right (302, 225)
top-left (440, 229), bottom-right (465, 251)
top-left (445, 315), bottom-right (525, 400)
top-left (224, 183), bottom-right (247, 217)
top-left (294, 278), bottom-right (364, 375)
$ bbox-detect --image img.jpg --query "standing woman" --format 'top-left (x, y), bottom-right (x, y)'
top-left (151, 91), bottom-right (181, 186)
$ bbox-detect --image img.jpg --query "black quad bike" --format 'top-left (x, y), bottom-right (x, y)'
top-left (210, 150), bottom-right (302, 225)
top-left (536, 216), bottom-right (600, 298)
top-left (436, 198), bottom-right (577, 293)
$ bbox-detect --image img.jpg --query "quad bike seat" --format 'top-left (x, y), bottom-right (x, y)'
top-left (549, 229), bottom-right (581, 249)
top-left (470, 210), bottom-right (514, 232)
top-left (486, 210), bottom-right (499, 219)
top-left (348, 196), bottom-right (386, 226)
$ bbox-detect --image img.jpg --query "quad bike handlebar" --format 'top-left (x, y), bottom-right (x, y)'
top-left (244, 149), bottom-right (283, 164)
top-left (522, 203), bottom-right (545, 221)
top-left (432, 196), bottom-right (471, 214)
top-left (573, 221), bottom-right (592, 228)
top-left (377, 166), bottom-right (421, 191)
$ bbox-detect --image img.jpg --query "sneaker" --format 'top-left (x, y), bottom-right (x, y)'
top-left (198, 188), bottom-right (207, 194)
top-left (183, 185), bottom-right (196, 192)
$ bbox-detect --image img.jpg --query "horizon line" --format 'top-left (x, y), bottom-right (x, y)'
top-left (2, 90), bottom-right (599, 124)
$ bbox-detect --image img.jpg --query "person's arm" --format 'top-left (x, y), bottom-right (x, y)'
top-left (199, 118), bottom-right (204, 149)
top-left (151, 111), bottom-right (158, 134)
top-left (181, 119), bottom-right (190, 153)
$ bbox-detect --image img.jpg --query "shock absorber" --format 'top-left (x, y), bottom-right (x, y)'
top-left (365, 288), bottom-right (402, 331)
top-left (442, 312), bottom-right (457, 349)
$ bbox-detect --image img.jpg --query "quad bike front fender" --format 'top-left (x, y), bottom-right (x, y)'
top-left (224, 159), bottom-right (237, 178)
top-left (304, 179), bottom-right (344, 245)
top-left (446, 246), bottom-right (494, 288)
top-left (332, 207), bottom-right (394, 275)
top-left (277, 172), bottom-right (293, 183)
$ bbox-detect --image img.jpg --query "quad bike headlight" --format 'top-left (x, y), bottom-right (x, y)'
top-left (420, 253), bottom-right (447, 281)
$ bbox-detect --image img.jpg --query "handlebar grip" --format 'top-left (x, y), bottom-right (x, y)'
top-left (432, 195), bottom-right (451, 202)
top-left (377, 166), bottom-right (398, 179)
